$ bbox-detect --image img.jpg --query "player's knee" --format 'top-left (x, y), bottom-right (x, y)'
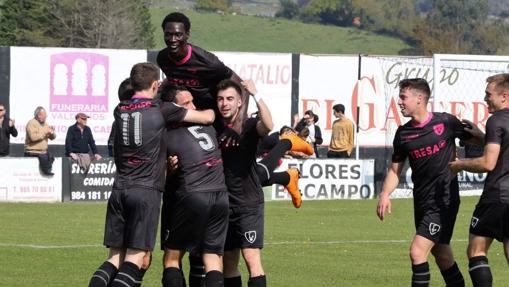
top-left (467, 243), bottom-right (486, 259)
top-left (409, 246), bottom-right (427, 264)
top-left (141, 252), bottom-right (152, 270)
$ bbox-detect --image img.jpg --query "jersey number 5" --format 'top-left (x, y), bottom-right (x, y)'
top-left (188, 126), bottom-right (215, 151)
top-left (120, 112), bottom-right (142, 146)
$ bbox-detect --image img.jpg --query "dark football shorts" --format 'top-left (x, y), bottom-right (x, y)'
top-left (224, 204), bottom-right (264, 251)
top-left (469, 202), bottom-right (509, 242)
top-left (104, 186), bottom-right (162, 251)
top-left (414, 204), bottom-right (459, 244)
top-left (161, 190), bottom-right (229, 255)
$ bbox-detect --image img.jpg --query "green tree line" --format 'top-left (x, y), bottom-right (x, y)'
top-left (276, 0), bottom-right (509, 55)
top-left (0, 0), bottom-right (154, 48)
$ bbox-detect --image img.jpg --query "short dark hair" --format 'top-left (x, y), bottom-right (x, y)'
top-left (217, 79), bottom-right (243, 97)
top-left (118, 78), bottom-right (134, 101)
top-left (313, 114), bottom-right (319, 123)
top-left (130, 63), bottom-right (160, 92)
top-left (162, 12), bottom-right (191, 33)
top-left (159, 82), bottom-right (188, 103)
top-left (333, 104), bottom-right (345, 114)
top-left (304, 110), bottom-right (314, 117)
top-left (398, 78), bottom-right (431, 101)
top-left (486, 73), bottom-right (509, 93)
top-left (0, 102), bottom-right (5, 108)
top-left (279, 125), bottom-right (293, 134)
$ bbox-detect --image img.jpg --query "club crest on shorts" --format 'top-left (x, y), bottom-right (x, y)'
top-left (471, 217), bottom-right (479, 228)
top-left (244, 231), bottom-right (257, 244)
top-left (429, 223), bottom-right (441, 235)
top-left (433, 123), bottom-right (445, 136)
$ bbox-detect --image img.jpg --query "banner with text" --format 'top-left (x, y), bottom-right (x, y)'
top-left (0, 158), bottom-right (62, 202)
top-left (214, 52), bottom-right (292, 131)
top-left (69, 158), bottom-right (116, 201)
top-left (9, 47), bottom-right (147, 146)
top-left (271, 158), bottom-right (375, 200)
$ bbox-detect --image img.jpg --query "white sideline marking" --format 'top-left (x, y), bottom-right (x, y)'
top-left (0, 239), bottom-right (468, 249)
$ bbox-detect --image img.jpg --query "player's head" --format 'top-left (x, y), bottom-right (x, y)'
top-left (280, 125), bottom-right (293, 135)
top-left (118, 78), bottom-right (134, 101)
top-left (160, 83), bottom-right (196, 110)
top-left (162, 12), bottom-right (190, 58)
top-left (398, 78), bottom-right (430, 117)
top-left (333, 104), bottom-right (345, 118)
top-left (485, 73), bottom-right (509, 113)
top-left (130, 63), bottom-right (160, 97)
top-left (298, 127), bottom-right (310, 139)
top-left (217, 79), bottom-right (243, 122)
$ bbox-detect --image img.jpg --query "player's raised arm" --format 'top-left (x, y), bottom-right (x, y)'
top-left (241, 79), bottom-right (273, 136)
top-left (377, 161), bottom-right (404, 221)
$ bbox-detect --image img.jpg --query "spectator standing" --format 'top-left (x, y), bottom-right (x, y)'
top-left (65, 112), bottom-right (102, 172)
top-left (294, 110), bottom-right (322, 157)
top-left (0, 102), bottom-right (18, 157)
top-left (24, 106), bottom-right (56, 175)
top-left (328, 104), bottom-right (354, 158)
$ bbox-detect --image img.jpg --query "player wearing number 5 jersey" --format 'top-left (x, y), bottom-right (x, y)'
top-left (159, 84), bottom-right (228, 287)
top-left (88, 63), bottom-right (215, 287)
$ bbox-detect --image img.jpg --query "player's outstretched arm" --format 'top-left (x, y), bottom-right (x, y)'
top-left (377, 161), bottom-right (403, 221)
top-left (183, 109), bottom-right (215, 125)
top-left (462, 119), bottom-right (485, 146)
top-left (449, 143), bottom-right (500, 174)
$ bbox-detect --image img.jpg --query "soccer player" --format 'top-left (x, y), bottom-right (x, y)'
top-left (216, 79), bottom-right (310, 287)
top-left (156, 12), bottom-right (248, 135)
top-left (88, 63), bottom-right (215, 287)
top-left (376, 78), bottom-right (470, 287)
top-left (449, 73), bottom-right (509, 287)
top-left (159, 84), bottom-right (229, 287)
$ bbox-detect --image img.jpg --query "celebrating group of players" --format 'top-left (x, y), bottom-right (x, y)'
top-left (377, 75), bottom-right (509, 287)
top-left (88, 12), bottom-right (313, 287)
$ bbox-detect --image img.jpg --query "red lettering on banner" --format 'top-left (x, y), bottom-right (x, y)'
top-left (450, 101), bottom-right (466, 118)
top-left (352, 76), bottom-right (377, 131)
top-left (472, 102), bottom-right (489, 130)
top-left (382, 98), bottom-right (401, 131)
top-left (302, 99), bottom-right (319, 113)
top-left (228, 63), bottom-right (291, 85)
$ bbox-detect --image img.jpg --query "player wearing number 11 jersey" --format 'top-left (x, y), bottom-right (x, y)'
top-left (88, 63), bottom-right (215, 287)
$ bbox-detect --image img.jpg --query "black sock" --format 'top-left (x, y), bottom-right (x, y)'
top-left (133, 268), bottom-right (148, 287)
top-left (162, 267), bottom-right (184, 287)
top-left (89, 261), bottom-right (118, 287)
top-left (205, 270), bottom-right (224, 287)
top-left (441, 262), bottom-right (465, 287)
top-left (264, 171), bottom-right (290, 186)
top-left (111, 261), bottom-right (141, 287)
top-left (256, 140), bottom-right (292, 183)
top-left (189, 254), bottom-right (205, 287)
top-left (224, 276), bottom-right (242, 287)
top-left (247, 275), bottom-right (266, 287)
top-left (412, 262), bottom-right (430, 287)
top-left (469, 256), bottom-right (492, 287)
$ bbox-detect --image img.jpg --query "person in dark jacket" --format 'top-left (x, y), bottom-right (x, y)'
top-left (65, 113), bottom-right (102, 167)
top-left (294, 110), bottom-right (323, 157)
top-left (0, 102), bottom-right (18, 157)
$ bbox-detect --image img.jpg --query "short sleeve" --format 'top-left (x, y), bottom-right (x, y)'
top-left (448, 114), bottom-right (472, 141)
top-left (391, 127), bottom-right (406, 163)
top-left (485, 115), bottom-right (503, 145)
top-left (160, 102), bottom-right (188, 124)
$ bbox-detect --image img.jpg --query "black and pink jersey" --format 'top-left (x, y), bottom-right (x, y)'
top-left (480, 108), bottom-right (509, 204)
top-left (164, 123), bottom-right (226, 193)
top-left (157, 44), bottom-right (233, 110)
top-left (220, 118), bottom-right (264, 208)
top-left (392, 112), bottom-right (471, 211)
top-left (113, 97), bottom-right (187, 191)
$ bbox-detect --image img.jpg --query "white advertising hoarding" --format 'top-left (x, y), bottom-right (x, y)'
top-left (9, 47), bottom-right (147, 145)
top-left (0, 158), bottom-right (62, 202)
top-left (271, 159), bottom-right (375, 200)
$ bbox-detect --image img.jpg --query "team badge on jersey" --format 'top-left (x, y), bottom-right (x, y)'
top-left (433, 123), bottom-right (444, 136)
top-left (471, 217), bottom-right (479, 228)
top-left (429, 223), bottom-right (441, 235)
top-left (244, 231), bottom-right (257, 244)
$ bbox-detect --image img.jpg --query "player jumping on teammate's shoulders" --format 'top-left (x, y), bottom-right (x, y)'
top-left (377, 78), bottom-right (475, 287)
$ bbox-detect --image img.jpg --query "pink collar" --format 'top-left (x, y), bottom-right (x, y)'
top-left (411, 112), bottom-right (433, 128)
top-left (171, 44), bottom-right (192, 66)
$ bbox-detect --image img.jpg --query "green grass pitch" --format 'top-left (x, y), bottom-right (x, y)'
top-left (1, 197), bottom-right (508, 286)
